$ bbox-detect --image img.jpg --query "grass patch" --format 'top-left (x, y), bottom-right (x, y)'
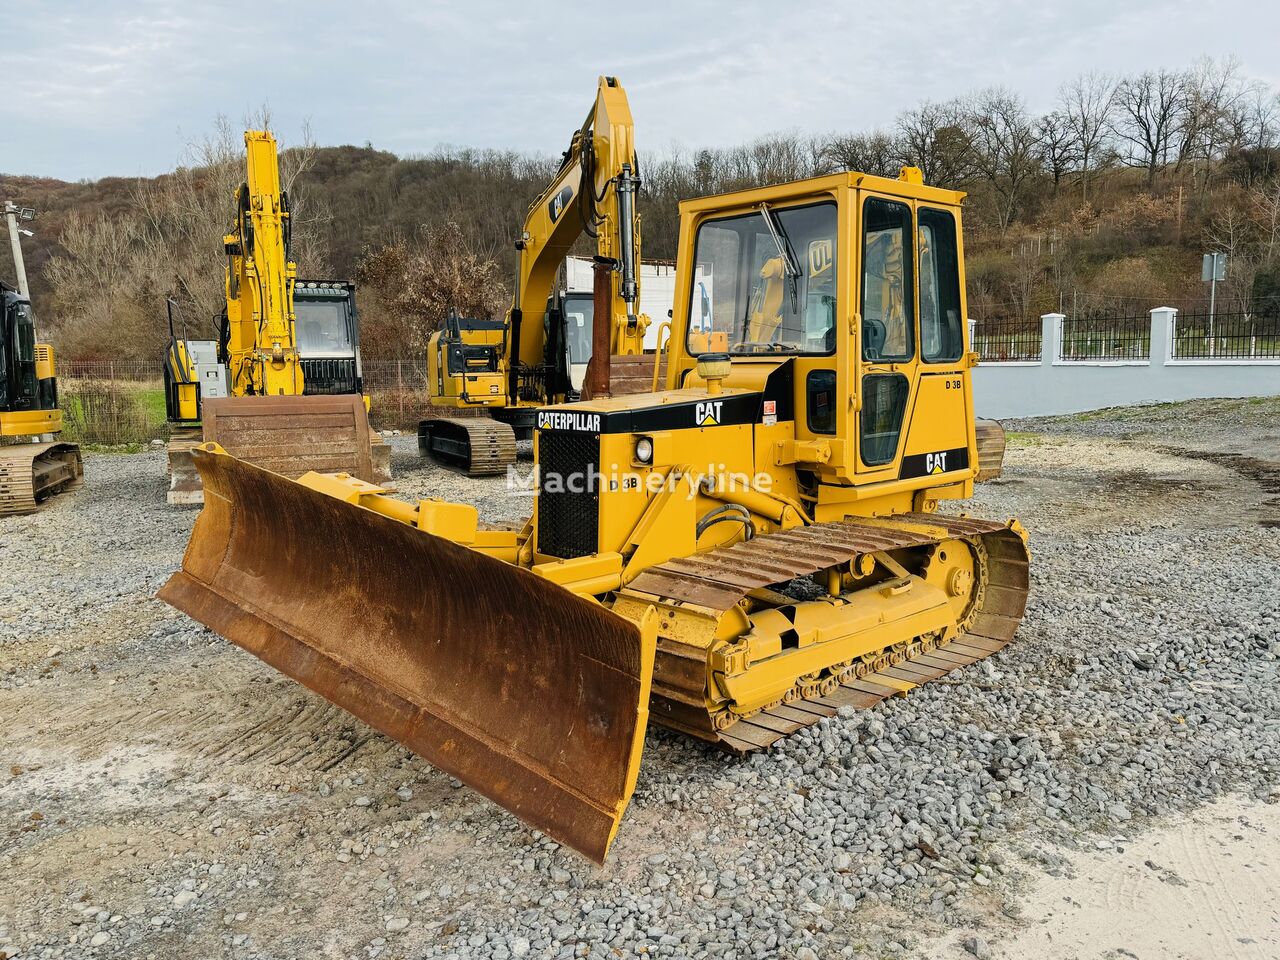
top-left (61, 378), bottom-right (168, 446)
top-left (1005, 431), bottom-right (1043, 446)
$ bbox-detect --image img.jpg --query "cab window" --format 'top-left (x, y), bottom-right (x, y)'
top-left (686, 202), bottom-right (837, 356)
top-left (859, 373), bottom-right (909, 465)
top-left (861, 198), bottom-right (914, 362)
top-left (919, 208), bottom-right (964, 363)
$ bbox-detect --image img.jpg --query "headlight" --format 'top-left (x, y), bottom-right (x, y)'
top-left (634, 436), bottom-right (653, 464)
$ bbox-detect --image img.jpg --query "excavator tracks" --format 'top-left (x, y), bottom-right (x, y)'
top-left (418, 417), bottom-right (517, 476)
top-left (624, 513), bottom-right (1030, 754)
top-left (0, 441), bottom-right (83, 515)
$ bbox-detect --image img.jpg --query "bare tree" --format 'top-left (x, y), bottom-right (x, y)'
top-left (822, 131), bottom-right (900, 178)
top-left (1251, 179), bottom-right (1280, 261)
top-left (1036, 110), bottom-right (1078, 193)
top-left (1059, 72), bottom-right (1115, 201)
top-left (356, 221), bottom-right (507, 357)
top-left (1112, 70), bottom-right (1187, 187)
top-left (967, 88), bottom-right (1043, 234)
top-left (894, 99), bottom-right (975, 186)
top-left (1205, 204), bottom-right (1258, 314)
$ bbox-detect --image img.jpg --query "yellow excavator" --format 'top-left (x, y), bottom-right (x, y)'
top-left (164, 130), bottom-right (389, 504)
top-left (160, 166), bottom-right (1030, 864)
top-left (0, 202), bottom-right (82, 515)
top-left (420, 76), bottom-right (650, 475)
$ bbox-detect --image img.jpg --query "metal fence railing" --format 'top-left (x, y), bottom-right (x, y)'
top-left (57, 360), bottom-right (168, 446)
top-left (50, 357), bottom-right (474, 445)
top-left (1172, 312), bottom-right (1280, 360)
top-left (1059, 314), bottom-right (1151, 361)
top-left (972, 319), bottom-right (1042, 362)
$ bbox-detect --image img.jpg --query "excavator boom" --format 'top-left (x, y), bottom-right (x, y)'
top-left (165, 132), bottom-right (387, 504)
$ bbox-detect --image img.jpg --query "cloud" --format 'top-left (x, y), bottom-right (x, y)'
top-left (1, 0), bottom-right (1276, 180)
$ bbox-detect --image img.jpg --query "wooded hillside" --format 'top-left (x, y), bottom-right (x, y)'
top-left (3, 57), bottom-right (1278, 361)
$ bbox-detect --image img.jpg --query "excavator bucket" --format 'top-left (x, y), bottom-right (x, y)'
top-left (157, 446), bottom-right (655, 863)
top-left (202, 394), bottom-right (378, 479)
top-left (167, 394), bottom-right (388, 506)
top-left (975, 419), bottom-right (1008, 482)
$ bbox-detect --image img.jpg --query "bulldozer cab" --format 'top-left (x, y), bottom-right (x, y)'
top-left (664, 168), bottom-right (977, 514)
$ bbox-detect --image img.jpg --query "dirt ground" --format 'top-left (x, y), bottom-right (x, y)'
top-left (1, 397), bottom-right (1278, 959)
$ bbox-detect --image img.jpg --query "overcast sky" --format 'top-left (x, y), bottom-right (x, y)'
top-left (4, 0), bottom-right (1278, 181)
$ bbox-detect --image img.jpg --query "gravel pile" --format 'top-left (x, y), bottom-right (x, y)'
top-left (1, 402), bottom-right (1277, 959)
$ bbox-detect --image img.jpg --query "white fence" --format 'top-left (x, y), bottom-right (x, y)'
top-left (971, 308), bottom-right (1280, 419)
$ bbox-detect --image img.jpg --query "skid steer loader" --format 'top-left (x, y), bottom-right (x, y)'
top-left (160, 167), bottom-right (1030, 863)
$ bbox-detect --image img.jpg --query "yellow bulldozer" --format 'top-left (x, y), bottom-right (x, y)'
top-left (160, 166), bottom-right (1030, 863)
top-left (164, 130), bottom-right (389, 505)
top-left (0, 202), bottom-right (82, 515)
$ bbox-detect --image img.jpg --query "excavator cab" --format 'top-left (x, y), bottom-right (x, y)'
top-left (294, 280), bottom-right (364, 396)
top-left (0, 207), bottom-right (83, 515)
top-left (161, 167), bottom-right (1028, 864)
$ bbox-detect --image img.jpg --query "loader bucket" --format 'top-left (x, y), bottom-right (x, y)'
top-left (158, 446), bottom-right (655, 863)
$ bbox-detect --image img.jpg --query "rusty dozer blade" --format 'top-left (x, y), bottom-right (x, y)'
top-left (157, 445), bottom-right (655, 863)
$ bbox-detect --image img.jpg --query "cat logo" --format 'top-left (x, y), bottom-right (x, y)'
top-left (926, 451), bottom-right (948, 474)
top-left (547, 185), bottom-right (574, 223)
top-left (695, 400), bottom-right (723, 426)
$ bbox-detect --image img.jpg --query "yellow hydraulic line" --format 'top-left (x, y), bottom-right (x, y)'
top-left (651, 320), bottom-right (671, 393)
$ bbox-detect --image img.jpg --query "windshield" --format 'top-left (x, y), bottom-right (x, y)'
top-left (686, 201), bottom-right (837, 356)
top-left (295, 297), bottom-right (354, 356)
top-left (563, 294), bottom-right (594, 365)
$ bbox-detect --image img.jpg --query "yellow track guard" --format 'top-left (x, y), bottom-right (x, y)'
top-left (158, 447), bottom-right (655, 863)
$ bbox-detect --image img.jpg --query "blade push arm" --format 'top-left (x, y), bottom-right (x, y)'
top-left (222, 130), bottom-right (302, 398)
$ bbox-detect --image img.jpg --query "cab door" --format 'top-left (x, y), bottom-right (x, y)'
top-left (854, 193), bottom-right (918, 479)
top-left (895, 205), bottom-right (972, 483)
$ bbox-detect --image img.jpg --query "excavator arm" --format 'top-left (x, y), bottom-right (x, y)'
top-left (508, 75), bottom-right (646, 398)
top-left (164, 131), bottom-right (384, 505)
top-left (429, 76), bottom-right (646, 417)
top-left (421, 76), bottom-right (649, 473)
top-left (222, 130), bottom-right (302, 398)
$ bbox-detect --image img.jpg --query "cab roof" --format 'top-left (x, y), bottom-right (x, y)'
top-left (677, 169), bottom-right (965, 216)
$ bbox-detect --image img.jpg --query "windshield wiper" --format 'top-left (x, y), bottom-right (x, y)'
top-left (759, 203), bottom-right (800, 311)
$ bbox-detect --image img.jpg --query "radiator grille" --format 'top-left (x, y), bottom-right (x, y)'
top-left (301, 358), bottom-right (361, 396)
top-left (537, 431), bottom-right (599, 559)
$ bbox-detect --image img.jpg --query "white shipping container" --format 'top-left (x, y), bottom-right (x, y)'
top-left (563, 257), bottom-right (711, 350)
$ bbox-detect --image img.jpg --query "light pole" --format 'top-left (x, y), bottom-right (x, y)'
top-left (5, 201), bottom-right (38, 299)
top-left (1201, 251), bottom-right (1226, 358)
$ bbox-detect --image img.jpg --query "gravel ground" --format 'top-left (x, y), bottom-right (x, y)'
top-left (1, 398), bottom-right (1278, 959)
